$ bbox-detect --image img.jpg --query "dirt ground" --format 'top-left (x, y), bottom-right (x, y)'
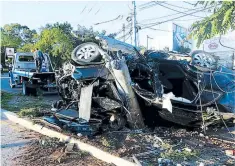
top-left (12, 136), bottom-right (112, 166)
top-left (9, 127), bottom-right (235, 166)
top-left (2, 92), bottom-right (235, 166)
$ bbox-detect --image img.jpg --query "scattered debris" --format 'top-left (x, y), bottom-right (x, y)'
top-left (44, 36), bottom-right (235, 136)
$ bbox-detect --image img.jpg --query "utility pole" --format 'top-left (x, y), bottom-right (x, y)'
top-left (123, 24), bottom-right (125, 42)
top-left (132, 1), bottom-right (137, 47)
top-left (147, 35), bottom-right (153, 50)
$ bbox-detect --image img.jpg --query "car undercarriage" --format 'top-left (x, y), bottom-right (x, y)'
top-left (45, 36), bottom-right (235, 135)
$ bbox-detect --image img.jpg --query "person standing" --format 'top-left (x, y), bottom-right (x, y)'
top-left (33, 48), bottom-right (45, 72)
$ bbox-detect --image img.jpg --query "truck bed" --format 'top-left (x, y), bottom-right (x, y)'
top-left (13, 70), bottom-right (55, 78)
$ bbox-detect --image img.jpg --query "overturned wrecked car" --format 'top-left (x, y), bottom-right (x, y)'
top-left (45, 36), bottom-right (235, 135)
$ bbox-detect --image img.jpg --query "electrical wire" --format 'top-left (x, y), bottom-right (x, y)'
top-left (140, 6), bottom-right (213, 30)
top-left (117, 30), bottom-right (132, 40)
top-left (163, 2), bottom-right (196, 10)
top-left (139, 6), bottom-right (207, 24)
top-left (219, 34), bottom-right (235, 51)
top-left (138, 1), bottom-right (165, 11)
top-left (80, 6), bottom-right (87, 14)
top-left (172, 18), bottom-right (203, 22)
top-left (139, 26), bottom-right (171, 32)
top-left (183, 1), bottom-right (196, 6)
top-left (154, 1), bottom-right (205, 19)
top-left (138, 1), bottom-right (154, 8)
top-left (197, 71), bottom-right (206, 133)
top-left (94, 15), bottom-right (122, 25)
top-left (209, 70), bottom-right (234, 139)
top-left (114, 23), bottom-right (132, 37)
top-left (95, 9), bottom-right (100, 15)
top-left (212, 71), bottom-right (235, 93)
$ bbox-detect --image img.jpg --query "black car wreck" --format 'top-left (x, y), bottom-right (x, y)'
top-left (46, 36), bottom-right (235, 135)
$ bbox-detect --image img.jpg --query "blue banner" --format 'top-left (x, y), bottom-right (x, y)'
top-left (172, 23), bottom-right (192, 52)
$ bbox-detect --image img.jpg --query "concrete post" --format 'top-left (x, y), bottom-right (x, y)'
top-left (110, 58), bottom-right (145, 129)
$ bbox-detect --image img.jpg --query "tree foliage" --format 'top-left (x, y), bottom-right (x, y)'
top-left (1, 22), bottom-right (117, 67)
top-left (190, 1), bottom-right (235, 47)
top-left (35, 28), bottom-right (74, 68)
top-left (0, 23), bottom-right (37, 63)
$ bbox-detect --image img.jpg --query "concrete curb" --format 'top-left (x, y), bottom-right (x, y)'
top-left (2, 110), bottom-right (136, 166)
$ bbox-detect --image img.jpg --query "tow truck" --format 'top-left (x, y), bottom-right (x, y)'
top-left (9, 52), bottom-right (56, 95)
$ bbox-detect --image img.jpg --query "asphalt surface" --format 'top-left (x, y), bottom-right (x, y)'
top-left (0, 73), bottom-right (21, 94)
top-left (1, 109), bottom-right (36, 166)
top-left (1, 72), bottom-right (59, 165)
top-left (0, 72), bottom-right (60, 101)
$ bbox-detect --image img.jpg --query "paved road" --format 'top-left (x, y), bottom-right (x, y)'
top-left (0, 73), bottom-right (21, 94)
top-left (0, 72), bottom-right (60, 101)
top-left (1, 72), bottom-right (59, 165)
top-left (1, 109), bottom-right (38, 166)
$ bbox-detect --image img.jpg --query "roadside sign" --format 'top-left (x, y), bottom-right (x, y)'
top-left (5, 48), bottom-right (15, 58)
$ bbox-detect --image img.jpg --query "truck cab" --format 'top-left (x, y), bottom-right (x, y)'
top-left (9, 52), bottom-right (56, 95)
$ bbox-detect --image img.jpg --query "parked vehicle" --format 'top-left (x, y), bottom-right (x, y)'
top-left (9, 52), bottom-right (56, 95)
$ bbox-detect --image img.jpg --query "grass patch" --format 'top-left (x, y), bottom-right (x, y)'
top-left (1, 91), bottom-right (14, 110)
top-left (17, 108), bottom-right (43, 118)
top-left (160, 148), bottom-right (199, 161)
top-left (1, 91), bottom-right (51, 115)
top-left (101, 137), bottom-right (114, 147)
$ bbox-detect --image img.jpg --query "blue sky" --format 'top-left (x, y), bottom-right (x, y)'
top-left (0, 1), bottom-right (209, 49)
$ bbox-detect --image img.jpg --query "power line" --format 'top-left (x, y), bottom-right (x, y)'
top-left (138, 1), bottom-right (164, 11)
top-left (139, 6), bottom-right (206, 24)
top-left (140, 6), bottom-right (213, 30)
top-left (154, 2), bottom-right (205, 19)
top-left (117, 29), bottom-right (132, 40)
top-left (94, 15), bottom-right (122, 25)
top-left (138, 1), bottom-right (153, 8)
top-left (183, 1), bottom-right (196, 6)
top-left (145, 27), bottom-right (171, 32)
top-left (80, 6), bottom-right (87, 14)
top-left (95, 9), bottom-right (100, 15)
top-left (173, 18), bottom-right (203, 22)
top-left (163, 2), bottom-right (195, 10)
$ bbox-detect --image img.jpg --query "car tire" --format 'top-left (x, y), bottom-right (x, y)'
top-left (190, 50), bottom-right (217, 71)
top-left (71, 42), bottom-right (102, 64)
top-left (30, 88), bottom-right (38, 96)
top-left (22, 81), bottom-right (29, 95)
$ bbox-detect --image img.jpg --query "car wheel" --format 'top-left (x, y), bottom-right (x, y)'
top-left (71, 42), bottom-right (101, 63)
top-left (190, 50), bottom-right (217, 71)
top-left (22, 81), bottom-right (29, 95)
top-left (30, 88), bottom-right (38, 96)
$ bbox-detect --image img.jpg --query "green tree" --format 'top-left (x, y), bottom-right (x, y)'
top-left (73, 25), bottom-right (107, 42)
top-left (0, 23), bottom-right (37, 64)
top-left (34, 28), bottom-right (74, 68)
top-left (190, 1), bottom-right (235, 47)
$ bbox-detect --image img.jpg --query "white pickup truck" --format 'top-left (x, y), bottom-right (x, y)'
top-left (9, 52), bottom-right (57, 95)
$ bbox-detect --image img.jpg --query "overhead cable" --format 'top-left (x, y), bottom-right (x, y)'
top-left (139, 6), bottom-right (206, 24)
top-left (146, 27), bottom-right (170, 32)
top-left (94, 15), bottom-right (122, 25)
top-left (154, 1), bottom-right (205, 19)
top-left (138, 2), bottom-right (163, 11)
top-left (140, 6), bottom-right (213, 30)
top-left (163, 2), bottom-right (195, 10)
top-left (117, 30), bottom-right (132, 40)
top-left (95, 9), bottom-right (100, 15)
top-left (183, 1), bottom-right (196, 6)
top-left (138, 1), bottom-right (154, 8)
top-left (80, 6), bottom-right (87, 14)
